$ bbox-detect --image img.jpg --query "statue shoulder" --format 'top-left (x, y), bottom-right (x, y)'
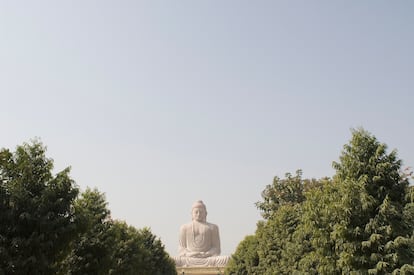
top-left (179, 222), bottom-right (192, 231)
top-left (206, 222), bottom-right (219, 230)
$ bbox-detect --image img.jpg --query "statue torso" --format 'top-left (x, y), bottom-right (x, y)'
top-left (182, 221), bottom-right (216, 252)
top-left (174, 207), bottom-right (229, 267)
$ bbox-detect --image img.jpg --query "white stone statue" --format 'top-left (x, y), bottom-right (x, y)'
top-left (174, 200), bottom-right (229, 267)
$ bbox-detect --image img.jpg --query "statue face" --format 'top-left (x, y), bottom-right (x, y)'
top-left (192, 206), bottom-right (207, 222)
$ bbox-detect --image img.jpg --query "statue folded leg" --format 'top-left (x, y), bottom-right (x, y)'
top-left (173, 256), bottom-right (230, 267)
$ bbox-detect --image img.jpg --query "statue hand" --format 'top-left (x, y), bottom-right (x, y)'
top-left (186, 251), bottom-right (202, 257)
top-left (200, 251), bottom-right (212, 257)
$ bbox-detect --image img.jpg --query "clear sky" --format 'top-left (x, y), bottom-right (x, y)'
top-left (1, 1), bottom-right (413, 256)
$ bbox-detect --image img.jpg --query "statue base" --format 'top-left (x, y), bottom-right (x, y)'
top-left (176, 266), bottom-right (226, 275)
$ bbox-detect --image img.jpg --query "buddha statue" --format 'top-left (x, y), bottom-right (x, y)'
top-left (173, 200), bottom-right (230, 267)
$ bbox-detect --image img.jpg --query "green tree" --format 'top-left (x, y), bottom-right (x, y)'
top-left (298, 129), bottom-right (414, 274)
top-left (62, 189), bottom-right (176, 275)
top-left (332, 129), bottom-right (414, 274)
top-left (255, 170), bottom-right (306, 219)
top-left (296, 178), bottom-right (342, 274)
top-left (109, 221), bottom-right (148, 274)
top-left (0, 140), bottom-right (79, 274)
top-left (135, 227), bottom-right (176, 275)
top-left (227, 171), bottom-right (318, 275)
top-left (110, 223), bottom-right (176, 275)
top-left (225, 234), bottom-right (260, 275)
top-left (60, 188), bottom-right (114, 275)
top-left (255, 175), bottom-right (328, 275)
top-left (227, 129), bottom-right (414, 275)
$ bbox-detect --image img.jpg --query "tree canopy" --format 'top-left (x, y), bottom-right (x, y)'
top-left (226, 129), bottom-right (414, 275)
top-left (0, 140), bottom-right (79, 274)
top-left (0, 140), bottom-right (176, 275)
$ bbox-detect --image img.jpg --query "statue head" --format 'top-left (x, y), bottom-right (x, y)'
top-left (192, 200), bottom-right (207, 222)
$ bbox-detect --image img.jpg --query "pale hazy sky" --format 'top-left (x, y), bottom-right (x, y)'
top-left (1, 1), bottom-right (413, 256)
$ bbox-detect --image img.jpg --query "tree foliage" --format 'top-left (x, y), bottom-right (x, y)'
top-left (255, 170), bottom-right (306, 219)
top-left (59, 188), bottom-right (114, 274)
top-left (0, 140), bottom-right (79, 274)
top-left (226, 129), bottom-right (414, 275)
top-left (61, 189), bottom-right (176, 275)
top-left (329, 128), bottom-right (414, 274)
top-left (225, 234), bottom-right (260, 275)
top-left (0, 140), bottom-right (176, 274)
